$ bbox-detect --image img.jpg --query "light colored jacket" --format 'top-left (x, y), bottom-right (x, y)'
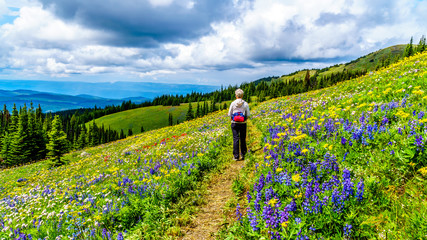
top-left (228, 99), bottom-right (250, 123)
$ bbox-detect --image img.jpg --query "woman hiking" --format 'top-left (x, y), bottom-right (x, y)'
top-left (228, 89), bottom-right (250, 161)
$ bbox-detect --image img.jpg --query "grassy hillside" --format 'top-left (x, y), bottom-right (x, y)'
top-left (86, 104), bottom-right (189, 134)
top-left (1, 109), bottom-right (230, 239)
top-left (87, 101), bottom-right (232, 134)
top-left (221, 51), bottom-right (427, 239)
top-left (273, 44), bottom-right (405, 83)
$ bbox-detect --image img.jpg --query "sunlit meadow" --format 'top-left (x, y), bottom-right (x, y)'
top-left (227, 52), bottom-right (427, 239)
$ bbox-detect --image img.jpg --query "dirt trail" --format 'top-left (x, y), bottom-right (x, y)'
top-left (181, 121), bottom-right (261, 240)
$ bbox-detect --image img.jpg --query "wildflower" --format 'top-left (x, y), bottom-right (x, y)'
top-left (292, 174), bottom-right (301, 183)
top-left (117, 232), bottom-right (124, 240)
top-left (268, 198), bottom-right (278, 207)
top-left (344, 224), bottom-right (352, 237)
top-left (356, 180), bottom-right (364, 202)
top-left (236, 204), bottom-right (242, 221)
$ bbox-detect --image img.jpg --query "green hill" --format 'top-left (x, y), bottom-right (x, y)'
top-left (271, 44), bottom-right (405, 83)
top-left (86, 101), bottom-right (230, 134)
top-left (86, 104), bottom-right (190, 134)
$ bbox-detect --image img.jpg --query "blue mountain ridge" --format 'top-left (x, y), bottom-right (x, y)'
top-left (0, 89), bottom-right (150, 112)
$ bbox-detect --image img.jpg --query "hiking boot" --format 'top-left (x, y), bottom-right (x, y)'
top-left (233, 157), bottom-right (239, 161)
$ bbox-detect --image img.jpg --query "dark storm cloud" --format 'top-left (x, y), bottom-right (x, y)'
top-left (38, 0), bottom-right (236, 47)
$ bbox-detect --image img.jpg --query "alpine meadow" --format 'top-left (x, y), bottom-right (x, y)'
top-left (0, 45), bottom-right (426, 239)
top-left (1, 1), bottom-right (427, 239)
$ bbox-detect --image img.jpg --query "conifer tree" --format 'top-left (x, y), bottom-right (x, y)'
top-left (404, 37), bottom-right (414, 57)
top-left (140, 125), bottom-right (145, 133)
top-left (77, 126), bottom-right (87, 149)
top-left (168, 113), bottom-right (173, 126)
top-left (88, 122), bottom-right (99, 147)
top-left (417, 35), bottom-right (426, 53)
top-left (195, 102), bottom-right (200, 118)
top-left (47, 115), bottom-right (69, 167)
top-left (9, 105), bottom-right (31, 164)
top-left (186, 102), bottom-right (194, 121)
top-left (128, 129), bottom-right (133, 136)
top-left (120, 129), bottom-right (125, 139)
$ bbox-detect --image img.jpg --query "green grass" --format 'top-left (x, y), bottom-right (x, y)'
top-left (87, 101), bottom-right (234, 134)
top-left (86, 104), bottom-right (189, 134)
top-left (273, 44), bottom-right (406, 83)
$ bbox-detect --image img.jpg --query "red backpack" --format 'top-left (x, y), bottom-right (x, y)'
top-left (232, 112), bottom-right (245, 122)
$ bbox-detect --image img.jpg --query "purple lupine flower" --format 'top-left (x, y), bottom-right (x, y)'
top-left (247, 191), bottom-right (252, 203)
top-left (236, 204), bottom-right (242, 222)
top-left (247, 207), bottom-right (259, 231)
top-left (254, 192), bottom-right (262, 211)
top-left (102, 229), bottom-right (107, 239)
top-left (257, 174), bottom-right (265, 192)
top-left (356, 180), bottom-right (364, 202)
top-left (342, 152), bottom-right (349, 162)
top-left (382, 116), bottom-right (389, 125)
top-left (341, 137), bottom-right (347, 145)
top-left (415, 135), bottom-right (424, 147)
top-left (266, 171), bottom-right (273, 184)
top-left (117, 232), bottom-right (124, 240)
top-left (344, 224), bottom-right (352, 237)
top-left (262, 205), bottom-right (278, 228)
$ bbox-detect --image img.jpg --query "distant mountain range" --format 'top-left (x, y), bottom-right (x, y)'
top-left (0, 81), bottom-right (220, 99)
top-left (0, 89), bottom-right (150, 112)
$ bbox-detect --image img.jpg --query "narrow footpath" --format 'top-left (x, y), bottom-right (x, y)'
top-left (181, 121), bottom-right (262, 240)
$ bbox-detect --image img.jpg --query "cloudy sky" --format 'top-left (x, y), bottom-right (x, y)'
top-left (0, 0), bottom-right (426, 86)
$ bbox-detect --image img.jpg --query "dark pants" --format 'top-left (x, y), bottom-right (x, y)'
top-left (231, 123), bottom-right (247, 159)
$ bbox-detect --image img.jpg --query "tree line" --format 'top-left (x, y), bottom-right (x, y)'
top-left (0, 103), bottom-right (128, 167)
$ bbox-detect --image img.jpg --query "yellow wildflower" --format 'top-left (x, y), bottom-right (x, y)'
top-left (276, 168), bottom-right (283, 173)
top-left (292, 174), bottom-right (301, 182)
top-left (268, 198), bottom-right (278, 207)
top-left (281, 221), bottom-right (289, 228)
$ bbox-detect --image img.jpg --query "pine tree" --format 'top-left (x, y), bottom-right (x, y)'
top-left (9, 105), bottom-right (31, 164)
top-left (186, 103), bottom-right (194, 121)
top-left (417, 35), bottom-right (426, 53)
top-left (77, 126), bottom-right (87, 149)
top-left (47, 115), bottom-right (69, 167)
top-left (168, 113), bottom-right (173, 126)
top-left (120, 129), bottom-right (125, 139)
top-left (303, 70), bottom-right (311, 91)
top-left (88, 122), bottom-right (99, 147)
top-left (195, 102), bottom-right (200, 118)
top-left (404, 37), bottom-right (414, 57)
top-left (1, 105), bottom-right (18, 165)
top-left (140, 126), bottom-right (145, 133)
top-left (128, 129), bottom-right (133, 136)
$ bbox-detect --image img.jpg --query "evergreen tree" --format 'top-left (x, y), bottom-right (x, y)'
top-left (303, 70), bottom-right (311, 91)
top-left (168, 113), bottom-right (173, 126)
top-left (211, 99), bottom-right (217, 112)
top-left (47, 115), bottom-right (69, 167)
top-left (120, 129), bottom-right (125, 139)
top-left (88, 122), bottom-right (99, 147)
top-left (195, 102), bottom-right (200, 118)
top-left (417, 35), bottom-right (426, 53)
top-left (9, 105), bottom-right (31, 164)
top-left (140, 126), bottom-right (145, 133)
top-left (404, 37), bottom-right (414, 57)
top-left (77, 126), bottom-right (87, 149)
top-left (128, 129), bottom-right (133, 136)
top-left (186, 102), bottom-right (194, 121)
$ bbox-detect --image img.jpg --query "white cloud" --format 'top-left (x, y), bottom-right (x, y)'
top-left (0, 0), bottom-right (426, 84)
